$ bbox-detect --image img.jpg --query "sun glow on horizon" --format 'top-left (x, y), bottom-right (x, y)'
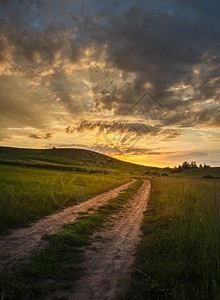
top-left (0, 1), bottom-right (219, 167)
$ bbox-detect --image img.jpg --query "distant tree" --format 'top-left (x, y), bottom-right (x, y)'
top-left (204, 163), bottom-right (210, 168)
top-left (172, 161), bottom-right (201, 173)
top-left (199, 164), bottom-right (203, 168)
top-left (190, 161), bottom-right (198, 168)
top-left (182, 161), bottom-right (190, 169)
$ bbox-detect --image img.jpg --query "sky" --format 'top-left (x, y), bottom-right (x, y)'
top-left (0, 0), bottom-right (219, 167)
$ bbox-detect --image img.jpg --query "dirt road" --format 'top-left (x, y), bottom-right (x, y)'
top-left (0, 180), bottom-right (135, 271)
top-left (50, 180), bottom-right (150, 300)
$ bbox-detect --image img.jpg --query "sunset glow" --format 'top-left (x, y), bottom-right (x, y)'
top-left (0, 0), bottom-right (219, 167)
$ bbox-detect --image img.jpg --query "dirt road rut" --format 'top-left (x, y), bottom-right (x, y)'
top-left (52, 180), bottom-right (150, 300)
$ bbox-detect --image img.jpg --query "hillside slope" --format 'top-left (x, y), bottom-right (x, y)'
top-left (0, 146), bottom-right (156, 173)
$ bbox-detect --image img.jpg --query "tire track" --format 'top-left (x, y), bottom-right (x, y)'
top-left (50, 180), bottom-right (150, 300)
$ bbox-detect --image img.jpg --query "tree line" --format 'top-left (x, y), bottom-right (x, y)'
top-left (172, 161), bottom-right (210, 173)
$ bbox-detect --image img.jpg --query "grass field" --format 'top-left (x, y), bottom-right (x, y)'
top-left (1, 146), bottom-right (220, 299)
top-left (0, 146), bottom-right (154, 174)
top-left (171, 167), bottom-right (220, 178)
top-left (124, 176), bottom-right (220, 299)
top-left (0, 146), bottom-right (158, 234)
top-left (0, 180), bottom-right (142, 299)
top-left (0, 164), bottom-right (130, 234)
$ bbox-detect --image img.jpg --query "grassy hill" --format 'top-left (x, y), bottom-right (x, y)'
top-left (0, 146), bottom-right (157, 174)
top-left (0, 146), bottom-right (219, 177)
top-left (0, 146), bottom-right (152, 234)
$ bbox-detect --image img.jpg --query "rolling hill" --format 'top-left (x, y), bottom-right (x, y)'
top-left (0, 146), bottom-right (158, 174)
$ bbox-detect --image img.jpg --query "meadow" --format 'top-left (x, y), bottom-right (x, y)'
top-left (0, 180), bottom-right (142, 299)
top-left (0, 164), bottom-right (130, 234)
top-left (0, 146), bottom-right (153, 234)
top-left (124, 176), bottom-right (220, 299)
top-left (0, 146), bottom-right (220, 299)
top-left (0, 146), bottom-right (154, 173)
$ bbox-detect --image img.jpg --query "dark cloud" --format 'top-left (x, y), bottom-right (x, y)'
top-left (44, 132), bottom-right (52, 139)
top-left (66, 120), bottom-right (182, 139)
top-left (1, 1), bottom-right (219, 120)
top-left (29, 132), bottom-right (53, 139)
top-left (29, 133), bottom-right (41, 139)
top-left (0, 20), bottom-right (81, 66)
top-left (160, 106), bottom-right (220, 128)
top-left (88, 3), bottom-right (219, 120)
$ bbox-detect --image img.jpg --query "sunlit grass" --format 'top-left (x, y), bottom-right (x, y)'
top-left (124, 177), bottom-right (220, 299)
top-left (0, 165), bottom-right (130, 234)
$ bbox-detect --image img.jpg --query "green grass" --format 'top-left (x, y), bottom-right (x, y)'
top-left (0, 164), bottom-right (130, 234)
top-left (0, 146), bottom-right (152, 173)
top-left (172, 167), bottom-right (220, 178)
top-left (144, 167), bottom-right (220, 178)
top-left (1, 145), bottom-right (220, 299)
top-left (0, 180), bottom-right (143, 300)
top-left (124, 177), bottom-right (220, 300)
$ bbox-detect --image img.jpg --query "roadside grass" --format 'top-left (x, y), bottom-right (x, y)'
top-left (0, 164), bottom-right (130, 234)
top-left (124, 177), bottom-right (220, 300)
top-left (0, 180), bottom-right (143, 300)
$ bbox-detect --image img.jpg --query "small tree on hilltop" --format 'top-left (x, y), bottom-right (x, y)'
top-left (204, 162), bottom-right (210, 168)
top-left (190, 161), bottom-right (198, 168)
top-left (182, 161), bottom-right (190, 169)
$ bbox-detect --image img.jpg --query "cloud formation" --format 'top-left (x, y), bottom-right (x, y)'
top-left (0, 0), bottom-right (219, 166)
top-left (66, 121), bottom-right (182, 139)
top-left (29, 132), bottom-right (52, 139)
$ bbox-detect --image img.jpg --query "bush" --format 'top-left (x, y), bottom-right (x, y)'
top-left (203, 174), bottom-right (219, 179)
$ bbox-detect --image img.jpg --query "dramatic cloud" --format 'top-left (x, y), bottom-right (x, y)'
top-left (87, 4), bottom-right (219, 112)
top-left (0, 0), bottom-right (219, 166)
top-left (66, 121), bottom-right (182, 139)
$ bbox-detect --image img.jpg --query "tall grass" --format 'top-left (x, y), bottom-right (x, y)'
top-left (124, 177), bottom-right (220, 299)
top-left (0, 165), bottom-right (130, 234)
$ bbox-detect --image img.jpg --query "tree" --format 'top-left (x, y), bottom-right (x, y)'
top-left (204, 163), bottom-right (210, 168)
top-left (182, 161), bottom-right (190, 169)
top-left (190, 161), bottom-right (198, 168)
